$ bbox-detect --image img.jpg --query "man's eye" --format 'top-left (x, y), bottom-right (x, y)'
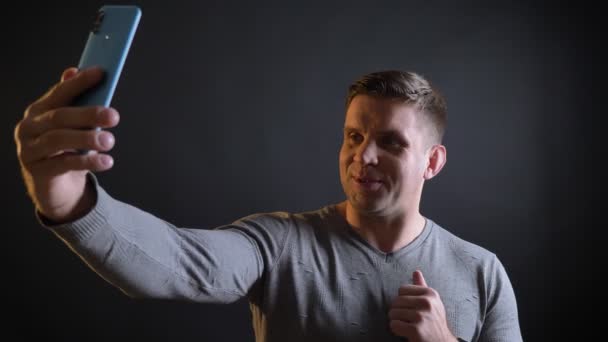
top-left (348, 133), bottom-right (363, 143)
top-left (381, 136), bottom-right (402, 148)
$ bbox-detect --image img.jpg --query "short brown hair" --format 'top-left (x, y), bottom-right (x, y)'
top-left (346, 70), bottom-right (447, 144)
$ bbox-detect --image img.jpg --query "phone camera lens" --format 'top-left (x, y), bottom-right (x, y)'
top-left (92, 10), bottom-right (105, 33)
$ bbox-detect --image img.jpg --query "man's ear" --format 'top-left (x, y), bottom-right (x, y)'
top-left (424, 144), bottom-right (446, 180)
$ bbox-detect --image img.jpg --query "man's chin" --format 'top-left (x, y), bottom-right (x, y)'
top-left (348, 197), bottom-right (385, 215)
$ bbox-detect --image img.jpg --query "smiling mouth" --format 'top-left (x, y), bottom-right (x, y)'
top-left (352, 176), bottom-right (383, 191)
top-left (355, 177), bottom-right (381, 184)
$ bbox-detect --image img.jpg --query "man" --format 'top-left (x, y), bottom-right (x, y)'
top-left (15, 67), bottom-right (522, 342)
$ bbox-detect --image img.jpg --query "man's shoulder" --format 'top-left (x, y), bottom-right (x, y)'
top-left (232, 204), bottom-right (336, 229)
top-left (428, 219), bottom-right (497, 265)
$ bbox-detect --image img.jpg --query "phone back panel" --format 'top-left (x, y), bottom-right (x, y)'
top-left (73, 5), bottom-right (141, 106)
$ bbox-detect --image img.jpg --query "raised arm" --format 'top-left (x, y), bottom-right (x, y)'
top-left (16, 67), bottom-right (287, 303)
top-left (39, 173), bottom-right (273, 303)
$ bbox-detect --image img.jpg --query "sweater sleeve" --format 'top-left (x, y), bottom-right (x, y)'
top-left (478, 255), bottom-right (523, 342)
top-left (37, 173), bottom-right (289, 304)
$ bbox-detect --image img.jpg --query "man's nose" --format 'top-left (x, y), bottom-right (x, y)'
top-left (353, 140), bottom-right (378, 165)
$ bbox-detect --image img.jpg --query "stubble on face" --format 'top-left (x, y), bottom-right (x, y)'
top-left (339, 95), bottom-right (432, 218)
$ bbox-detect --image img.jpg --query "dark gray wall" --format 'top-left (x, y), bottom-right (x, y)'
top-left (4, 0), bottom-right (599, 340)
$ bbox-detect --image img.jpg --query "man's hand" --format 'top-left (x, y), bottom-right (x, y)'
top-left (14, 66), bottom-right (119, 223)
top-left (388, 270), bottom-right (458, 342)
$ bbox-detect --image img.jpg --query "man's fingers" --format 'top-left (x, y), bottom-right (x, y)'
top-left (413, 270), bottom-right (428, 287)
top-left (61, 67), bottom-right (79, 82)
top-left (18, 107), bottom-right (119, 139)
top-left (30, 152), bottom-right (114, 175)
top-left (21, 129), bottom-right (115, 164)
top-left (389, 319), bottom-right (415, 338)
top-left (43, 66), bottom-right (104, 110)
top-left (26, 66), bottom-right (104, 118)
top-left (398, 285), bottom-right (429, 296)
top-left (388, 308), bottom-right (423, 323)
top-left (391, 295), bottom-right (431, 310)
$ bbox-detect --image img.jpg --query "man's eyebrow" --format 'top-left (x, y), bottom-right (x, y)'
top-left (377, 129), bottom-right (402, 136)
top-left (343, 127), bottom-right (405, 136)
top-left (378, 130), bottom-right (410, 145)
top-left (378, 129), bottom-right (406, 138)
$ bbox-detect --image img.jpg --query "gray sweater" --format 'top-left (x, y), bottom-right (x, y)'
top-left (41, 175), bottom-right (522, 342)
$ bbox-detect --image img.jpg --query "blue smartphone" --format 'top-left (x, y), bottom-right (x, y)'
top-left (72, 5), bottom-right (141, 107)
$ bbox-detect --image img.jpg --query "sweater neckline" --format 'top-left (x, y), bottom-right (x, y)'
top-left (322, 204), bottom-right (434, 261)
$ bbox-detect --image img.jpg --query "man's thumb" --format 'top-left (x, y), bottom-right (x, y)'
top-left (413, 270), bottom-right (428, 287)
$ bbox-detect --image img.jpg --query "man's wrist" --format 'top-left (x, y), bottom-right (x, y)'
top-left (38, 176), bottom-right (97, 225)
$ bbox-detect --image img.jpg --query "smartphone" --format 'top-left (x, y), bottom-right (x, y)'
top-left (72, 5), bottom-right (141, 107)
top-left (72, 5), bottom-right (140, 154)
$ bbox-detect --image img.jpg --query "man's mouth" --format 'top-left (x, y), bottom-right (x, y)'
top-left (356, 177), bottom-right (381, 183)
top-left (353, 176), bottom-right (383, 191)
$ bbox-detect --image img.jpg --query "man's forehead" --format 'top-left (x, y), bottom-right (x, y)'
top-left (345, 97), bottom-right (419, 129)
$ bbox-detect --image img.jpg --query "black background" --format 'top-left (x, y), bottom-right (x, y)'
top-left (3, 0), bottom-right (600, 340)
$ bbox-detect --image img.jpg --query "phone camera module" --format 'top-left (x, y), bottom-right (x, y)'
top-left (92, 10), bottom-right (105, 33)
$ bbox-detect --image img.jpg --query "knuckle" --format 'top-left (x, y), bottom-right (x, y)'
top-left (413, 326), bottom-right (423, 338)
top-left (14, 126), bottom-right (28, 160)
top-left (47, 109), bottom-right (59, 124)
top-left (35, 132), bottom-right (50, 147)
top-left (14, 120), bottom-right (25, 142)
top-left (389, 320), bottom-right (401, 333)
top-left (15, 144), bottom-right (25, 161)
top-left (420, 297), bottom-right (432, 310)
top-left (388, 309), bottom-right (396, 319)
top-left (397, 296), bottom-right (407, 307)
top-left (25, 102), bottom-right (40, 117)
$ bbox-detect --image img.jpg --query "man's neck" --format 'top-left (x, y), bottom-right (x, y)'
top-left (338, 201), bottom-right (426, 253)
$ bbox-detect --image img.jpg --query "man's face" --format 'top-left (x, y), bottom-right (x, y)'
top-left (339, 94), bottom-right (433, 217)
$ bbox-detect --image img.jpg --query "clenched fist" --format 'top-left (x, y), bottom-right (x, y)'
top-left (388, 270), bottom-right (458, 342)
